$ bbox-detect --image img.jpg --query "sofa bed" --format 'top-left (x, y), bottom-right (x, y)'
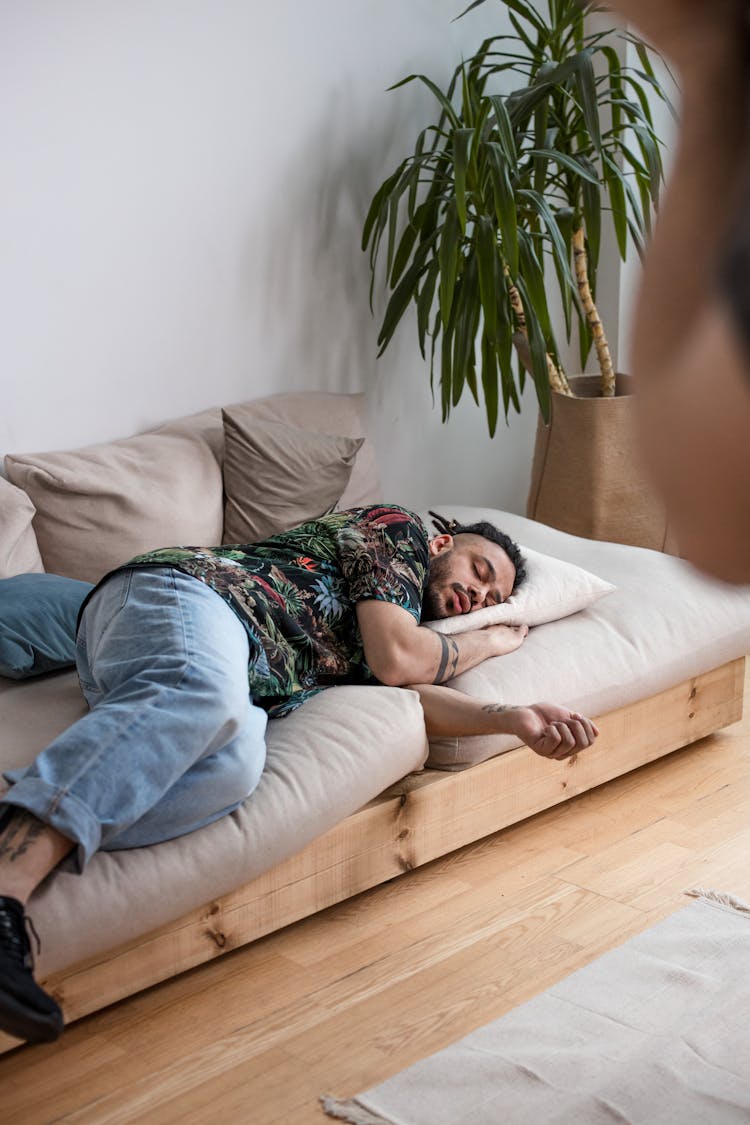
top-left (1, 390), bottom-right (749, 1052)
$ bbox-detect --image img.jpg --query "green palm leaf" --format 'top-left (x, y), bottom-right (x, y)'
top-left (363, 1), bottom-right (670, 429)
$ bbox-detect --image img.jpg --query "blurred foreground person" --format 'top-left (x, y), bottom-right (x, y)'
top-left (604, 0), bottom-right (750, 582)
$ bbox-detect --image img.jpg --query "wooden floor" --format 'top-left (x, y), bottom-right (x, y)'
top-left (3, 667), bottom-right (750, 1123)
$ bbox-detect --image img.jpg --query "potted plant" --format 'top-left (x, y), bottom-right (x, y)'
top-left (363, 0), bottom-right (674, 548)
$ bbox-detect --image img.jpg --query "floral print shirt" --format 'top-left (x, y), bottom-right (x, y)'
top-left (127, 505), bottom-right (429, 717)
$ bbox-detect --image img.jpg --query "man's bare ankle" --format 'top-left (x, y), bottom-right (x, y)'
top-left (0, 809), bottom-right (74, 903)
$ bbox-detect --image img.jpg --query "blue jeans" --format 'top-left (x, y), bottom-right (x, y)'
top-left (1, 567), bottom-right (267, 871)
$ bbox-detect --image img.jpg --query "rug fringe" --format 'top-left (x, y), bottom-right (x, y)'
top-left (686, 886), bottom-right (750, 913)
top-left (320, 1095), bottom-right (393, 1124)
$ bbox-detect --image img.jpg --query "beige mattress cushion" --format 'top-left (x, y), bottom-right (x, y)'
top-left (5, 429), bottom-right (224, 584)
top-left (0, 477), bottom-right (44, 577)
top-left (0, 674), bottom-right (427, 975)
top-left (419, 507), bottom-right (750, 769)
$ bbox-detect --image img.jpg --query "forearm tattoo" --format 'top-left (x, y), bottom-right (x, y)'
top-left (0, 810), bottom-right (45, 864)
top-left (434, 635), bottom-right (460, 683)
top-left (481, 704), bottom-right (512, 714)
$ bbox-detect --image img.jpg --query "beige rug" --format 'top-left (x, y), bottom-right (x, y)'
top-left (322, 889), bottom-right (750, 1124)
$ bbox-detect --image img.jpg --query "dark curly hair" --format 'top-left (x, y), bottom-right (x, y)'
top-left (428, 510), bottom-right (527, 592)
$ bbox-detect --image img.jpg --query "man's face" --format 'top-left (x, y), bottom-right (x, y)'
top-left (422, 532), bottom-right (517, 620)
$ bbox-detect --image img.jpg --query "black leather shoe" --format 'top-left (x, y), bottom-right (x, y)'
top-left (0, 895), bottom-right (63, 1043)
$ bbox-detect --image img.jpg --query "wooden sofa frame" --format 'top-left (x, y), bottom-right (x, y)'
top-left (0, 656), bottom-right (744, 1053)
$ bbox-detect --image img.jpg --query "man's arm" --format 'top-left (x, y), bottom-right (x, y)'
top-left (409, 683), bottom-right (598, 760)
top-left (356, 599), bottom-right (528, 687)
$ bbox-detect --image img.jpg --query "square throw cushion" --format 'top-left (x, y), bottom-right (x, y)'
top-left (0, 477), bottom-right (45, 578)
top-left (222, 410), bottom-right (364, 543)
top-left (0, 573), bottom-right (93, 679)
top-left (218, 392), bottom-right (381, 509)
top-left (168, 392), bottom-right (381, 508)
top-left (5, 428), bottom-right (224, 583)
top-left (423, 545), bottom-right (615, 633)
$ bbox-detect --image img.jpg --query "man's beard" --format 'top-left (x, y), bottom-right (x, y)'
top-left (421, 552), bottom-right (453, 620)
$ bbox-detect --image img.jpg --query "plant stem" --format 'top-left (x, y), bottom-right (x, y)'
top-left (572, 226), bottom-right (615, 396)
top-left (507, 277), bottom-right (573, 396)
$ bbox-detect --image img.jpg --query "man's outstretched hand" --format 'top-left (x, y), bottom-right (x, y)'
top-left (505, 703), bottom-right (599, 760)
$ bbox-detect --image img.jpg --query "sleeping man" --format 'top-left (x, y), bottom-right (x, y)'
top-left (0, 504), bottom-right (598, 1043)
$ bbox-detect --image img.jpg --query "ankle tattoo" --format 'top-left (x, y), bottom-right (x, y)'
top-left (0, 811), bottom-right (45, 864)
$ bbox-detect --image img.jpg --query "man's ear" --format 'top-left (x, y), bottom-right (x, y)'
top-left (428, 533), bottom-right (453, 558)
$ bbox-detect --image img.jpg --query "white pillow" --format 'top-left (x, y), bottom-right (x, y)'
top-left (423, 545), bottom-right (615, 633)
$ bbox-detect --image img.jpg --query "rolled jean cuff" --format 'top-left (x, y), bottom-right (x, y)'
top-left (0, 775), bottom-right (101, 873)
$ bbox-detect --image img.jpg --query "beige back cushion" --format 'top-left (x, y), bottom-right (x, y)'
top-left (4, 391), bottom-right (379, 584)
top-left (0, 477), bottom-right (45, 577)
top-left (238, 393), bottom-right (380, 509)
top-left (168, 391), bottom-right (381, 512)
top-left (5, 429), bottom-right (224, 583)
top-left (222, 411), bottom-right (364, 542)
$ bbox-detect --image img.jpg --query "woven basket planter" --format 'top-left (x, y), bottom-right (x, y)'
top-left (526, 373), bottom-right (672, 550)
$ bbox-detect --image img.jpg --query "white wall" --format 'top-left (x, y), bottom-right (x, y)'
top-left (0, 0), bottom-right (628, 515)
